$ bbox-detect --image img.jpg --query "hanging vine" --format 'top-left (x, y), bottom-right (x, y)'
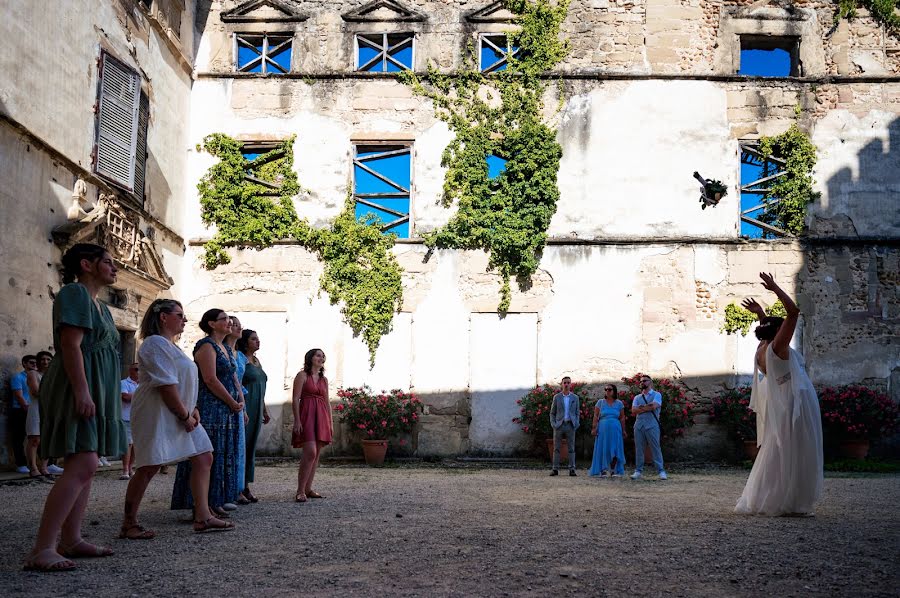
top-left (399, 0), bottom-right (570, 312)
top-left (835, 0), bottom-right (900, 33)
top-left (757, 124), bottom-right (820, 236)
top-left (196, 135), bottom-right (402, 364)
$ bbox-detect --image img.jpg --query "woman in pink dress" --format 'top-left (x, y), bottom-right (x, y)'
top-left (291, 348), bottom-right (333, 502)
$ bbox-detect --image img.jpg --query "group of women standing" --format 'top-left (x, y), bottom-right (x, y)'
top-left (22, 243), bottom-right (291, 572)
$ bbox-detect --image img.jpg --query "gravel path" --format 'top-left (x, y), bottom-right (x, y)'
top-left (1, 463), bottom-right (897, 597)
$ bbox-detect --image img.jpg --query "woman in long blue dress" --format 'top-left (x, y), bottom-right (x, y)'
top-left (589, 384), bottom-right (627, 477)
top-left (225, 316), bottom-right (247, 504)
top-left (171, 309), bottom-right (244, 518)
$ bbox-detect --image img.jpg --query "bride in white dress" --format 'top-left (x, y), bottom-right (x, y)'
top-left (735, 273), bottom-right (823, 516)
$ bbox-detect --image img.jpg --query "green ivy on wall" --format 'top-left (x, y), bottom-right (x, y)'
top-left (721, 300), bottom-right (786, 336)
top-left (758, 124), bottom-right (820, 236)
top-left (835, 0), bottom-right (900, 32)
top-left (196, 135), bottom-right (402, 364)
top-left (399, 0), bottom-right (570, 312)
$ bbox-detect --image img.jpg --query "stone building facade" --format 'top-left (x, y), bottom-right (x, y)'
top-left (1, 0), bottom-right (898, 461)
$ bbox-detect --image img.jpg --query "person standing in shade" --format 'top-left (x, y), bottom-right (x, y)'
top-left (10, 355), bottom-right (37, 474)
top-left (171, 309), bottom-right (243, 520)
top-left (26, 351), bottom-right (58, 478)
top-left (735, 273), bottom-right (823, 516)
top-left (589, 384), bottom-right (627, 478)
top-left (549, 376), bottom-right (580, 476)
top-left (292, 348), bottom-right (332, 502)
top-left (224, 317), bottom-right (248, 508)
top-left (630, 375), bottom-right (667, 480)
top-left (119, 363), bottom-right (139, 480)
top-left (121, 299), bottom-right (231, 538)
top-left (237, 329), bottom-right (269, 504)
top-left (24, 243), bottom-right (127, 572)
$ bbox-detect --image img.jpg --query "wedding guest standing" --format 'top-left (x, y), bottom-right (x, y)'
top-left (292, 348), bottom-right (332, 502)
top-left (238, 329), bottom-right (270, 503)
top-left (630, 375), bottom-right (667, 481)
top-left (224, 316), bottom-right (247, 508)
top-left (549, 376), bottom-right (580, 476)
top-left (24, 243), bottom-right (127, 572)
top-left (9, 354), bottom-right (37, 474)
top-left (25, 351), bottom-right (56, 478)
top-left (171, 309), bottom-right (243, 520)
top-left (735, 273), bottom-right (823, 516)
top-left (121, 299), bottom-right (231, 538)
top-left (589, 384), bottom-right (627, 478)
top-left (119, 363), bottom-right (139, 480)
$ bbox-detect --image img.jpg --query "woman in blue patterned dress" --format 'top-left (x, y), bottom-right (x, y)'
top-left (225, 316), bottom-right (247, 507)
top-left (589, 384), bottom-right (627, 478)
top-left (171, 309), bottom-right (244, 519)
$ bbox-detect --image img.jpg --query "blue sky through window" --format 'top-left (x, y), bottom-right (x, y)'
top-left (487, 155), bottom-right (507, 179)
top-left (740, 158), bottom-right (766, 238)
top-left (238, 41), bottom-right (263, 73)
top-left (738, 48), bottom-right (791, 77)
top-left (354, 147), bottom-right (411, 238)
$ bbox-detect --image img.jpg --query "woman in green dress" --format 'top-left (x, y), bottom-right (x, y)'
top-left (237, 329), bottom-right (270, 503)
top-left (24, 243), bottom-right (127, 572)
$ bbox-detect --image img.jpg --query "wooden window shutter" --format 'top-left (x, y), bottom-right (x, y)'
top-left (133, 92), bottom-right (150, 204)
top-left (95, 51), bottom-right (141, 190)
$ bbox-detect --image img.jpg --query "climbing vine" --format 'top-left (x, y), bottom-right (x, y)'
top-left (196, 134), bottom-right (402, 364)
top-left (758, 124), bottom-right (820, 236)
top-left (399, 0), bottom-right (570, 312)
top-left (721, 300), bottom-right (786, 336)
top-left (835, 0), bottom-right (900, 33)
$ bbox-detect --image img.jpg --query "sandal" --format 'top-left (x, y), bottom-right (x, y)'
top-left (305, 491), bottom-right (325, 499)
top-left (243, 488), bottom-right (259, 503)
top-left (118, 524), bottom-right (156, 540)
top-left (193, 517), bottom-right (235, 534)
top-left (295, 492), bottom-right (307, 503)
top-left (236, 495), bottom-right (251, 505)
top-left (23, 549), bottom-right (76, 572)
top-left (210, 506), bottom-right (231, 519)
top-left (57, 540), bottom-right (114, 559)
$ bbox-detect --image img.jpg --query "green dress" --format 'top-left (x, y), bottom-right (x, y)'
top-left (242, 358), bottom-right (268, 484)
top-left (39, 283), bottom-right (127, 459)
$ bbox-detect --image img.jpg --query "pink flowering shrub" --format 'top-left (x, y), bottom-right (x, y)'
top-left (513, 382), bottom-right (595, 439)
top-left (818, 385), bottom-right (900, 441)
top-left (335, 386), bottom-right (423, 439)
top-left (620, 373), bottom-right (695, 440)
top-left (709, 386), bottom-right (756, 442)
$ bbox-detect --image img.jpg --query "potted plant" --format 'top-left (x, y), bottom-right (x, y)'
top-left (709, 386), bottom-right (758, 459)
top-left (818, 385), bottom-right (900, 459)
top-left (513, 382), bottom-right (595, 459)
top-left (693, 171), bottom-right (728, 209)
top-left (335, 386), bottom-right (423, 466)
top-left (620, 373), bottom-right (695, 461)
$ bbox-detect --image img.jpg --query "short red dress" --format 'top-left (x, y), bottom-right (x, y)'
top-left (293, 374), bottom-right (332, 446)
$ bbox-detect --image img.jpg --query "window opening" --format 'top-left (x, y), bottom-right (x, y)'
top-left (740, 142), bottom-right (788, 238)
top-left (738, 36), bottom-right (798, 77)
top-left (353, 144), bottom-right (411, 238)
top-left (236, 33), bottom-right (293, 74)
top-left (487, 155), bottom-right (507, 180)
top-left (479, 34), bottom-right (519, 73)
top-left (241, 141), bottom-right (289, 196)
top-left (356, 33), bottom-right (414, 72)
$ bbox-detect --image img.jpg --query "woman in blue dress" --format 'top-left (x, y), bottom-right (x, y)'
top-left (171, 309), bottom-right (244, 518)
top-left (225, 316), bottom-right (247, 506)
top-left (589, 384), bottom-right (627, 477)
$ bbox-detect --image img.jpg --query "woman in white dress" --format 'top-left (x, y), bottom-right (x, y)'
top-left (119, 299), bottom-right (233, 538)
top-left (735, 273), bottom-right (823, 517)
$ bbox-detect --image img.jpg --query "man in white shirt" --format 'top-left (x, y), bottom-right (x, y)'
top-left (549, 376), bottom-right (580, 476)
top-left (119, 363), bottom-right (139, 479)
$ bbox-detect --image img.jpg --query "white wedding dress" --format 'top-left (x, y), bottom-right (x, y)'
top-left (735, 345), bottom-right (824, 516)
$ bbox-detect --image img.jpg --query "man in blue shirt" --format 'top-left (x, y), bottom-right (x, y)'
top-left (630, 375), bottom-right (667, 480)
top-left (9, 354), bottom-right (37, 473)
top-left (549, 376), bottom-right (580, 476)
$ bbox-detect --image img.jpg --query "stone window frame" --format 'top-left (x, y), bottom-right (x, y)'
top-left (715, 7), bottom-right (826, 78)
top-left (739, 139), bottom-right (788, 238)
top-left (478, 33), bottom-right (520, 73)
top-left (233, 32), bottom-right (294, 74)
top-left (354, 32), bottom-right (416, 72)
top-left (352, 140), bottom-right (414, 239)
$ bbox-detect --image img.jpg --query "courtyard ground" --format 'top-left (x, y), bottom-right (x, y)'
top-left (0, 462), bottom-right (897, 597)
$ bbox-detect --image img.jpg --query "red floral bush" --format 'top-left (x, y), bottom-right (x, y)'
top-left (335, 386), bottom-right (423, 440)
top-left (818, 385), bottom-right (900, 441)
top-left (709, 386), bottom-right (756, 442)
top-left (513, 382), bottom-right (595, 439)
top-left (620, 373), bottom-right (695, 440)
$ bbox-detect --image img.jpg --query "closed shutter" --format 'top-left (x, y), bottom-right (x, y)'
top-left (95, 52), bottom-right (140, 190)
top-left (133, 92), bottom-right (149, 204)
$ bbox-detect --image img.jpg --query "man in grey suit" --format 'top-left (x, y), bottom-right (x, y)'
top-left (549, 376), bottom-right (579, 476)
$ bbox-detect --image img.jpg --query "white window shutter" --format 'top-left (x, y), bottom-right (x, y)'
top-left (95, 52), bottom-right (140, 190)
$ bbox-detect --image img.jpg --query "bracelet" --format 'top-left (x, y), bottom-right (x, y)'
top-left (177, 412), bottom-right (190, 422)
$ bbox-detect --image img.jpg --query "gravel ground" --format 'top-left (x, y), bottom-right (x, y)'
top-left (0, 463), bottom-right (898, 597)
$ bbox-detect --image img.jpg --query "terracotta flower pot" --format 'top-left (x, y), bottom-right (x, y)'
top-left (362, 439), bottom-right (388, 466)
top-left (837, 439), bottom-right (870, 460)
top-left (545, 438), bottom-right (568, 461)
top-left (742, 440), bottom-right (760, 460)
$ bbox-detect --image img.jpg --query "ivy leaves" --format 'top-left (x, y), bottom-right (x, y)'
top-left (758, 124), bottom-right (820, 235)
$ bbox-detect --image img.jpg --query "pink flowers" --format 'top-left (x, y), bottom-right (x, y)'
top-left (336, 385), bottom-right (424, 440)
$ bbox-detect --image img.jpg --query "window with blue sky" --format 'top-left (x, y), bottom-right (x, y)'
top-left (236, 33), bottom-right (293, 74)
top-left (353, 144), bottom-right (412, 238)
top-left (487, 155), bottom-right (507, 180)
top-left (740, 142), bottom-right (788, 238)
top-left (479, 34), bottom-right (519, 73)
top-left (738, 36), bottom-right (798, 77)
top-left (356, 33), bottom-right (414, 72)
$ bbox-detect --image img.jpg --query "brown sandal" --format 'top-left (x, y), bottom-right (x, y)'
top-left (57, 540), bottom-right (114, 559)
top-left (193, 517), bottom-right (235, 533)
top-left (295, 492), bottom-right (307, 503)
top-left (23, 549), bottom-right (76, 572)
top-left (305, 491), bottom-right (325, 499)
top-left (118, 524), bottom-right (156, 540)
